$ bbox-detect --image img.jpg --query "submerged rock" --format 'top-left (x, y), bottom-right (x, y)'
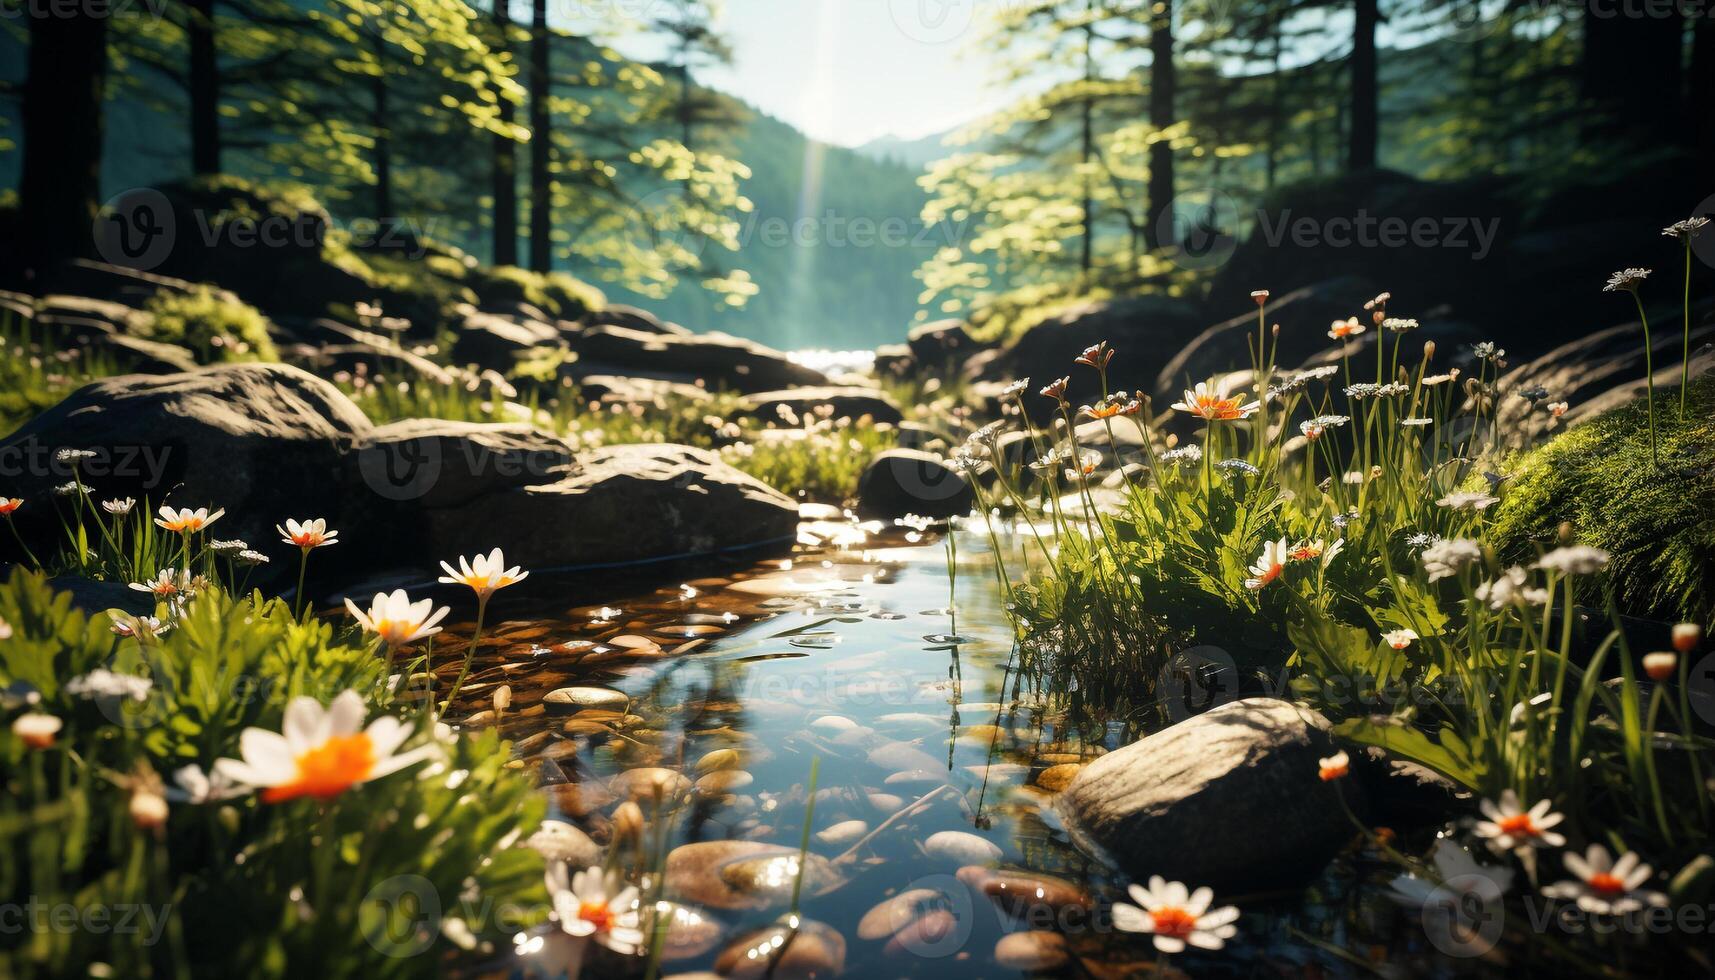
top-left (993, 930), bottom-right (1069, 971)
top-left (1056, 697), bottom-right (1365, 887)
top-left (713, 918), bottom-right (846, 979)
top-left (922, 830), bottom-right (1002, 866)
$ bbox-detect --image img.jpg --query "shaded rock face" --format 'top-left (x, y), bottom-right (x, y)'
top-left (970, 295), bottom-right (1206, 384)
top-left (856, 449), bottom-right (974, 519)
top-left (565, 325), bottom-right (828, 394)
top-left (0, 364), bottom-right (371, 557)
top-left (1151, 276), bottom-right (1379, 400)
top-left (907, 318), bottom-right (982, 366)
top-left (581, 303), bottom-right (690, 336)
top-left (1056, 697), bottom-right (1364, 888)
top-left (741, 386), bottom-right (904, 425)
top-left (417, 444), bottom-right (799, 572)
top-left (37, 259), bottom-right (229, 312)
top-left (0, 365), bottom-right (797, 591)
top-left (449, 310), bottom-right (563, 371)
top-left (1206, 171), bottom-right (1520, 335)
top-left (1493, 309), bottom-right (1715, 447)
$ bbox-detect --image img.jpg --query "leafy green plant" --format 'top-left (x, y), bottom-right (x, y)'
top-left (0, 570), bottom-right (547, 978)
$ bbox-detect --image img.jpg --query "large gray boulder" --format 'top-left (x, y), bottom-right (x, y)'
top-left (907, 318), bottom-right (981, 366)
top-left (856, 449), bottom-right (974, 519)
top-left (1056, 698), bottom-right (1364, 888)
top-left (418, 444), bottom-right (798, 571)
top-left (448, 310), bottom-right (563, 371)
top-left (565, 324), bottom-right (827, 394)
top-left (969, 295), bottom-right (1206, 384)
top-left (0, 366), bottom-right (798, 590)
top-left (1152, 276), bottom-right (1379, 401)
top-left (581, 303), bottom-right (690, 336)
top-left (0, 363), bottom-right (371, 559)
top-left (1492, 307), bottom-right (1715, 447)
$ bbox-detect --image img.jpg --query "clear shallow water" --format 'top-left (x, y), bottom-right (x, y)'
top-left (438, 513), bottom-right (1431, 978)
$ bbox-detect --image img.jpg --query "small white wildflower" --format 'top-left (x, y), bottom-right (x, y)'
top-left (1534, 546), bottom-right (1610, 576)
top-left (1421, 538), bottom-right (1481, 581)
top-left (1476, 566), bottom-right (1549, 610)
top-left (1437, 490), bottom-right (1499, 512)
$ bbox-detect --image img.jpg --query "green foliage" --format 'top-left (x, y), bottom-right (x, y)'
top-left (0, 313), bottom-right (123, 437)
top-left (0, 570), bottom-right (547, 978)
top-left (1488, 376), bottom-right (1715, 624)
top-left (140, 286), bottom-right (278, 363)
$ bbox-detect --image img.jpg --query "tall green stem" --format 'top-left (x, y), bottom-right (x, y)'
top-left (1631, 293), bottom-right (1659, 467)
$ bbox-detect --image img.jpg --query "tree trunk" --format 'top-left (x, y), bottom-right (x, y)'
top-left (18, 10), bottom-right (109, 276)
top-left (492, 0), bottom-right (518, 267)
top-left (1080, 6), bottom-right (1094, 276)
top-left (1687, 9), bottom-right (1712, 159)
top-left (1145, 0), bottom-right (1175, 249)
top-left (1581, 5), bottom-right (1683, 149)
top-left (528, 0), bottom-right (552, 273)
top-left (371, 29), bottom-right (391, 219)
top-left (1348, 0), bottom-right (1378, 172)
top-left (188, 0), bottom-right (220, 175)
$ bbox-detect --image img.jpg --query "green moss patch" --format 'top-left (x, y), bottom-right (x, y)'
top-left (1489, 376), bottom-right (1715, 623)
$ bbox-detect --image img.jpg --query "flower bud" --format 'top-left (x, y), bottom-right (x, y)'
top-left (493, 684), bottom-right (512, 714)
top-left (130, 789), bottom-right (170, 832)
top-left (11, 712), bottom-right (60, 750)
top-left (1673, 623), bottom-right (1703, 654)
top-left (1642, 651), bottom-right (1678, 682)
top-left (1558, 522), bottom-right (1574, 545)
top-left (1423, 340), bottom-right (1436, 360)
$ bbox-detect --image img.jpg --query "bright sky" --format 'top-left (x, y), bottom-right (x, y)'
top-left (573, 0), bottom-right (1012, 148)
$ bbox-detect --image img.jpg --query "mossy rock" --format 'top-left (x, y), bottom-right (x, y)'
top-left (140, 284), bottom-right (277, 363)
top-left (466, 265), bottom-right (605, 321)
top-left (1489, 376), bottom-right (1715, 623)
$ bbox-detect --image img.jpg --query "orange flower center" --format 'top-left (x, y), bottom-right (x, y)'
top-left (1151, 906), bottom-right (1197, 938)
top-left (1496, 814), bottom-right (1537, 837)
top-left (1195, 396), bottom-right (1244, 420)
top-left (1320, 763), bottom-right (1348, 781)
top-left (262, 733), bottom-right (376, 802)
top-left (578, 901), bottom-right (614, 931)
top-left (1256, 563), bottom-right (1283, 586)
top-left (1288, 547), bottom-right (1321, 562)
top-left (1586, 873), bottom-right (1626, 896)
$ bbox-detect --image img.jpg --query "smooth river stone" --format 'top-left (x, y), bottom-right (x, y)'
top-left (809, 714), bottom-right (859, 733)
top-left (714, 919), bottom-right (846, 979)
top-left (652, 901), bottom-right (726, 961)
top-left (543, 686), bottom-right (629, 714)
top-left (609, 767), bottom-right (692, 800)
top-left (1035, 763), bottom-right (1083, 792)
top-left (994, 930), bottom-right (1070, 971)
top-left (875, 712), bottom-right (944, 732)
top-left (814, 819), bottom-right (869, 846)
top-left (866, 792), bottom-right (907, 812)
top-left (716, 851), bottom-right (847, 910)
top-left (959, 867), bottom-right (1093, 918)
top-left (696, 770), bottom-right (755, 795)
top-left (525, 820), bottom-right (600, 867)
top-left (695, 748), bottom-right (743, 773)
top-left (964, 762), bottom-right (1029, 782)
top-left (856, 887), bottom-right (945, 940)
top-left (923, 830), bottom-right (1002, 865)
top-left (666, 841), bottom-right (792, 910)
top-left (867, 741), bottom-right (944, 773)
top-left (882, 909), bottom-right (961, 957)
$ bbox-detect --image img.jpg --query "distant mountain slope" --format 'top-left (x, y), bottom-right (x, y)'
top-left (850, 129), bottom-right (959, 169)
top-left (604, 105), bottom-right (942, 351)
